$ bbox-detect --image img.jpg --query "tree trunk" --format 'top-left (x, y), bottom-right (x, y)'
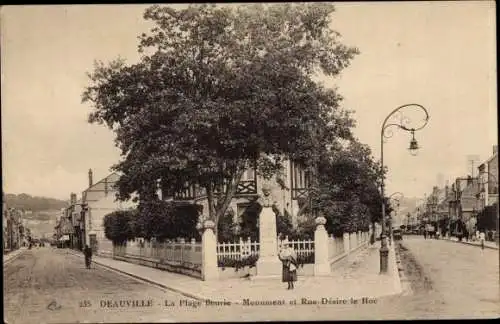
top-left (213, 167), bottom-right (246, 237)
top-left (205, 164), bottom-right (246, 238)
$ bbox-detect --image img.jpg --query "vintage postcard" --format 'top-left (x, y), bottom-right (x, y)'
top-left (2, 2), bottom-right (498, 323)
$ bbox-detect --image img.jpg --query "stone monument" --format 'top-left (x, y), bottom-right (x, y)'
top-left (255, 181), bottom-right (281, 277)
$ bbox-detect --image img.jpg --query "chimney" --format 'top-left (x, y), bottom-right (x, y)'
top-left (70, 193), bottom-right (77, 205)
top-left (88, 169), bottom-right (93, 187)
top-left (494, 145), bottom-right (498, 155)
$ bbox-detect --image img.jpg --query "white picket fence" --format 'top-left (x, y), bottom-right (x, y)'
top-left (114, 238), bottom-right (202, 267)
top-left (277, 236), bottom-right (315, 259)
top-left (216, 236), bottom-right (315, 265)
top-left (216, 237), bottom-right (259, 263)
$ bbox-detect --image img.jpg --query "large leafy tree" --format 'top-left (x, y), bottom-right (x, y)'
top-left (83, 4), bottom-right (358, 235)
top-left (135, 200), bottom-right (201, 241)
top-left (311, 140), bottom-right (390, 235)
top-left (103, 210), bottom-right (136, 244)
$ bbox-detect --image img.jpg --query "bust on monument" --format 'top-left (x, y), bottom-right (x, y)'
top-left (259, 179), bottom-right (274, 208)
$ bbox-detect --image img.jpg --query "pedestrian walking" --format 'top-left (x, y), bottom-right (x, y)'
top-left (279, 243), bottom-right (298, 290)
top-left (423, 230), bottom-right (427, 240)
top-left (479, 231), bottom-right (485, 250)
top-left (83, 244), bottom-right (93, 269)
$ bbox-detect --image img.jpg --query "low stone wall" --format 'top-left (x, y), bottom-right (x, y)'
top-left (329, 241), bottom-right (369, 271)
top-left (113, 254), bottom-right (202, 279)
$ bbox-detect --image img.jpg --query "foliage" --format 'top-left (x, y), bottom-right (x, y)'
top-left (217, 207), bottom-right (237, 242)
top-left (293, 217), bottom-right (316, 240)
top-left (476, 203), bottom-right (498, 231)
top-left (103, 210), bottom-right (136, 244)
top-left (218, 255), bottom-right (259, 270)
top-left (217, 251), bottom-right (314, 270)
top-left (136, 200), bottom-right (202, 241)
top-left (275, 204), bottom-right (295, 239)
top-left (103, 201), bottom-right (201, 243)
top-left (238, 201), bottom-right (262, 241)
top-left (82, 3), bottom-right (358, 235)
top-left (311, 139), bottom-right (389, 235)
top-left (296, 252), bottom-right (315, 266)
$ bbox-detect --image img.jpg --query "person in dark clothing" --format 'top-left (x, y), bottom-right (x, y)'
top-left (279, 244), bottom-right (298, 290)
top-left (84, 245), bottom-right (92, 269)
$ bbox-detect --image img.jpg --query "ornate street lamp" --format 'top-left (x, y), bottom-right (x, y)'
top-left (380, 104), bottom-right (429, 274)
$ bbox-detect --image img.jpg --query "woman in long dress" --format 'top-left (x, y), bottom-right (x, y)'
top-left (279, 243), bottom-right (298, 290)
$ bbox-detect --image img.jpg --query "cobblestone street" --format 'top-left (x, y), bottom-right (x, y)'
top-left (4, 239), bottom-right (499, 323)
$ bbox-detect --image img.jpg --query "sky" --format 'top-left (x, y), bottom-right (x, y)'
top-left (1, 2), bottom-right (497, 201)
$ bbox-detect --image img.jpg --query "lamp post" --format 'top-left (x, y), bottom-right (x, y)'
top-left (388, 192), bottom-right (404, 245)
top-left (478, 171), bottom-right (499, 245)
top-left (380, 104), bottom-right (429, 274)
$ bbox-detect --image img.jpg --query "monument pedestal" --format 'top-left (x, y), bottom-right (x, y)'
top-left (255, 203), bottom-right (281, 278)
top-left (256, 257), bottom-right (282, 277)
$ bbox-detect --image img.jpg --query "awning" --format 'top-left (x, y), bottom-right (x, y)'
top-left (59, 235), bottom-right (70, 241)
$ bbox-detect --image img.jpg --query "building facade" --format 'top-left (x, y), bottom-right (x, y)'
top-left (168, 159), bottom-right (310, 228)
top-left (478, 145), bottom-right (498, 208)
top-left (81, 170), bottom-right (137, 256)
top-left (3, 207), bottom-right (23, 251)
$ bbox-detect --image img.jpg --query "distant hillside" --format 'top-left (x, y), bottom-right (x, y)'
top-left (3, 193), bottom-right (68, 212)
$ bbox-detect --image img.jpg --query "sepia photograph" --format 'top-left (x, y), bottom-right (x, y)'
top-left (1, 2), bottom-right (498, 322)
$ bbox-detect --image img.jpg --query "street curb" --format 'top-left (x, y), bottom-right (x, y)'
top-left (443, 238), bottom-right (499, 250)
top-left (394, 243), bottom-right (413, 297)
top-left (65, 249), bottom-right (207, 301)
top-left (389, 243), bottom-right (403, 297)
top-left (3, 248), bottom-right (28, 265)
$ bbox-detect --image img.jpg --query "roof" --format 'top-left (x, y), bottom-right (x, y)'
top-left (83, 172), bottom-right (119, 193)
top-left (486, 152), bottom-right (498, 164)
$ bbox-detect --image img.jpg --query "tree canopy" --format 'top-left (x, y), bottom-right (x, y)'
top-left (311, 139), bottom-right (390, 234)
top-left (83, 3), bottom-right (359, 233)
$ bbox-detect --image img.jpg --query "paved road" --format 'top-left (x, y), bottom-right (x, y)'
top-left (4, 241), bottom-right (499, 323)
top-left (3, 247), bottom-right (185, 323)
top-left (393, 236), bottom-right (499, 319)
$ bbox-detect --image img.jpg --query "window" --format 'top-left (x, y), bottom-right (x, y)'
top-left (242, 168), bottom-right (255, 181)
top-left (291, 161), bottom-right (308, 189)
top-left (237, 203), bottom-right (250, 219)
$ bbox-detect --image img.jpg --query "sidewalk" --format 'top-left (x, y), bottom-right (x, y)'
top-left (67, 244), bottom-right (402, 303)
top-left (444, 236), bottom-right (499, 250)
top-left (3, 247), bottom-right (28, 264)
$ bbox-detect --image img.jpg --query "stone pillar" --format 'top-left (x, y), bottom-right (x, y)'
top-left (343, 232), bottom-right (350, 254)
top-left (201, 220), bottom-right (218, 281)
top-left (314, 216), bottom-right (330, 276)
